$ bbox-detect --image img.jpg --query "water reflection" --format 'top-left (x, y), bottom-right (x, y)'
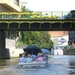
top-left (0, 58), bottom-right (19, 69)
top-left (0, 59), bottom-right (7, 69)
top-left (69, 59), bottom-right (75, 66)
top-left (69, 71), bottom-right (75, 75)
top-left (68, 60), bottom-right (75, 75)
top-left (0, 59), bottom-right (7, 66)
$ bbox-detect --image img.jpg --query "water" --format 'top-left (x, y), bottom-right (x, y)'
top-left (0, 58), bottom-right (19, 69)
top-left (0, 55), bottom-right (75, 75)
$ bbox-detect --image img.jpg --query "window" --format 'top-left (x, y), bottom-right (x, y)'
top-left (14, 0), bottom-right (19, 5)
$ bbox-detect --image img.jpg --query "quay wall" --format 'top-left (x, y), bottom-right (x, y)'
top-left (64, 49), bottom-right (75, 55)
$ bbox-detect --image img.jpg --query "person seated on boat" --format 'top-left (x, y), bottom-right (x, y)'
top-left (43, 52), bottom-right (48, 60)
top-left (19, 54), bottom-right (26, 63)
top-left (40, 52), bottom-right (46, 61)
top-left (36, 53), bottom-right (44, 62)
top-left (25, 54), bottom-right (33, 63)
top-left (23, 52), bottom-right (28, 58)
top-left (31, 54), bottom-right (37, 61)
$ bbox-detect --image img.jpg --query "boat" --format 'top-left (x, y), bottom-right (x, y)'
top-left (18, 61), bottom-right (48, 68)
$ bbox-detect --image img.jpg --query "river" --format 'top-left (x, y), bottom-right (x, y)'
top-left (0, 55), bottom-right (75, 75)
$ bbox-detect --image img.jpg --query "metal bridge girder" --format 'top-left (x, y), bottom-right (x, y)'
top-left (0, 19), bottom-right (75, 31)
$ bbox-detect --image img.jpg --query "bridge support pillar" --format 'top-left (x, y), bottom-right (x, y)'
top-left (0, 31), bottom-right (9, 59)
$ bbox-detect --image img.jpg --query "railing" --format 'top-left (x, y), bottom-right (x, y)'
top-left (0, 11), bottom-right (74, 19)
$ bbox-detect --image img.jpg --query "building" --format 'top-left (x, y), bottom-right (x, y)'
top-left (0, 0), bottom-right (21, 12)
top-left (49, 31), bottom-right (69, 46)
top-left (0, 0), bottom-right (21, 45)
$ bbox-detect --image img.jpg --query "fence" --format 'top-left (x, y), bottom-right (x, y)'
top-left (0, 11), bottom-right (74, 19)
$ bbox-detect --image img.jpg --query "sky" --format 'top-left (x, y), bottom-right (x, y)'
top-left (21, 0), bottom-right (75, 12)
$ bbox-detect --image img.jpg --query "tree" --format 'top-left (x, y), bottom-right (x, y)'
top-left (17, 31), bottom-right (54, 50)
top-left (21, 6), bottom-right (33, 18)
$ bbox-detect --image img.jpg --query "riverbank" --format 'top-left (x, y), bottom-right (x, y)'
top-left (64, 49), bottom-right (75, 55)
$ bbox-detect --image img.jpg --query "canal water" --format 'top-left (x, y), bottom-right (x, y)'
top-left (0, 55), bottom-right (75, 75)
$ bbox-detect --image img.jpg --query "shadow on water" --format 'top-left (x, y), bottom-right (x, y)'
top-left (0, 59), bottom-right (7, 69)
top-left (69, 61), bottom-right (75, 66)
top-left (68, 57), bottom-right (75, 75)
top-left (68, 66), bottom-right (75, 75)
top-left (0, 48), bottom-right (11, 69)
top-left (0, 58), bottom-right (19, 69)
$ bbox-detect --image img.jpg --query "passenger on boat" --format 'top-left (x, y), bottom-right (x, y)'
top-left (25, 54), bottom-right (33, 63)
top-left (31, 54), bottom-right (37, 61)
top-left (43, 52), bottom-right (48, 60)
top-left (19, 54), bottom-right (26, 63)
top-left (23, 52), bottom-right (28, 57)
top-left (36, 53), bottom-right (44, 62)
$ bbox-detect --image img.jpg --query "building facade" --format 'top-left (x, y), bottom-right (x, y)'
top-left (0, 0), bottom-right (21, 12)
top-left (0, 0), bottom-right (21, 42)
top-left (49, 31), bottom-right (69, 46)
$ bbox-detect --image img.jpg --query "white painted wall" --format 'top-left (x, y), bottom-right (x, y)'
top-left (54, 50), bottom-right (63, 55)
top-left (5, 39), bottom-right (24, 58)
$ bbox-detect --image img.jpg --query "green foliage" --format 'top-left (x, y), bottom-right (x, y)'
top-left (0, 14), bottom-right (2, 19)
top-left (17, 31), bottom-right (54, 50)
top-left (20, 6), bottom-right (58, 19)
top-left (21, 6), bottom-right (33, 18)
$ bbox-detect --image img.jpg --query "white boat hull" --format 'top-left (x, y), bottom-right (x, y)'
top-left (18, 61), bottom-right (48, 68)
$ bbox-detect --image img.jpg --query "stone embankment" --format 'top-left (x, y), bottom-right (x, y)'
top-left (5, 39), bottom-right (24, 58)
top-left (64, 49), bottom-right (75, 55)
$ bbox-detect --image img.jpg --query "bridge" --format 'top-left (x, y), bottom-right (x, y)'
top-left (0, 19), bottom-right (75, 31)
top-left (0, 11), bottom-right (75, 31)
top-left (0, 11), bottom-right (75, 59)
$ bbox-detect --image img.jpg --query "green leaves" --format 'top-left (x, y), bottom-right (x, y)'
top-left (21, 6), bottom-right (33, 18)
top-left (17, 31), bottom-right (54, 50)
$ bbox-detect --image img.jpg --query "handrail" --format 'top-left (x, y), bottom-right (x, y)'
top-left (0, 11), bottom-right (74, 19)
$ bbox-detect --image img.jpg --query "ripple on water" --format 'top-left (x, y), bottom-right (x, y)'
top-left (0, 56), bottom-right (75, 75)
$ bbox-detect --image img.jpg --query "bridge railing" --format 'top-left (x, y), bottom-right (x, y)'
top-left (0, 11), bottom-right (74, 19)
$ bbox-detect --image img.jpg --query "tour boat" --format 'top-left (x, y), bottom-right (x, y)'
top-left (18, 61), bottom-right (48, 68)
